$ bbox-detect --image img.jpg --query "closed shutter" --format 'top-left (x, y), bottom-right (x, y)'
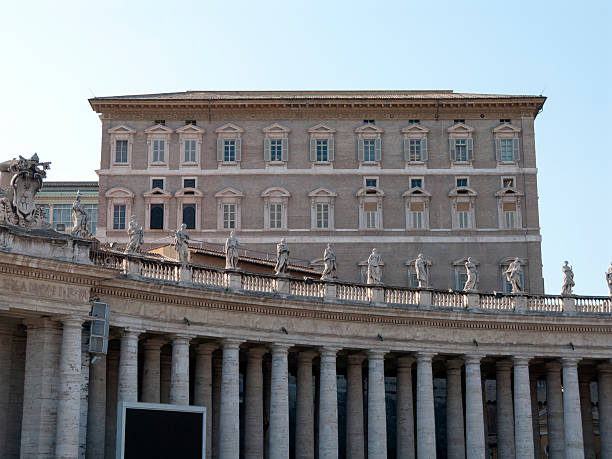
top-left (235, 137), bottom-right (242, 162)
top-left (467, 138), bottom-right (474, 161)
top-left (449, 138), bottom-right (456, 161)
top-left (263, 137), bottom-right (271, 161)
top-left (512, 138), bottom-right (520, 161)
top-left (375, 137), bottom-right (382, 162)
top-left (309, 135), bottom-right (316, 162)
top-left (403, 137), bottom-right (409, 161)
top-left (281, 137), bottom-right (288, 162)
top-left (495, 138), bottom-right (501, 161)
top-left (217, 136), bottom-right (223, 162)
top-left (421, 137), bottom-right (428, 161)
top-left (358, 137), bottom-right (364, 162)
top-left (328, 137), bottom-right (335, 161)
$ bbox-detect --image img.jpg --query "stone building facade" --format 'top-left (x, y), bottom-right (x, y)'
top-left (89, 91), bottom-right (546, 293)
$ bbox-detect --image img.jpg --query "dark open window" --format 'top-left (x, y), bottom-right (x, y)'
top-left (152, 179), bottom-right (164, 190)
top-left (150, 204), bottom-right (164, 229)
top-left (183, 204), bottom-right (196, 229)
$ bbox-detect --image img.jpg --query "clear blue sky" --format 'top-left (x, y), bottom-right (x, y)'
top-left (0, 0), bottom-right (610, 295)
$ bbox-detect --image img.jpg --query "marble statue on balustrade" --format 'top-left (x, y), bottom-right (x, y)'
top-left (0, 154), bottom-right (51, 229)
top-left (463, 257), bottom-right (478, 291)
top-left (561, 261), bottom-right (575, 296)
top-left (174, 224), bottom-right (190, 264)
top-left (71, 191), bottom-right (89, 238)
top-left (415, 253), bottom-right (430, 288)
top-left (274, 238), bottom-right (290, 276)
top-left (225, 231), bottom-right (240, 270)
top-left (321, 244), bottom-right (337, 280)
top-left (606, 262), bottom-right (612, 296)
top-left (505, 257), bottom-right (523, 293)
top-left (367, 248), bottom-right (383, 285)
top-left (125, 215), bottom-right (143, 254)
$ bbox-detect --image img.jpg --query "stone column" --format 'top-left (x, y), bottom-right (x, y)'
top-left (598, 363), bottom-right (612, 459)
top-left (545, 360), bottom-right (565, 458)
top-left (160, 349), bottom-right (171, 403)
top-left (319, 347), bottom-right (339, 459)
top-left (561, 358), bottom-right (584, 458)
top-left (530, 370), bottom-right (542, 459)
top-left (219, 339), bottom-right (242, 459)
top-left (416, 352), bottom-right (436, 459)
top-left (495, 359), bottom-right (515, 459)
top-left (212, 356), bottom-right (222, 459)
top-left (446, 359), bottom-right (465, 459)
top-left (346, 354), bottom-right (366, 459)
top-left (296, 351), bottom-right (317, 459)
top-left (170, 334), bottom-right (193, 405)
top-left (0, 322), bottom-right (16, 457)
top-left (118, 329), bottom-right (140, 402)
top-left (141, 338), bottom-right (164, 403)
top-left (464, 355), bottom-right (485, 459)
top-left (87, 355), bottom-right (106, 459)
top-left (579, 372), bottom-right (596, 459)
top-left (263, 358), bottom-right (272, 459)
top-left (512, 356), bottom-right (534, 458)
top-left (367, 350), bottom-right (388, 459)
top-left (397, 356), bottom-right (415, 459)
top-left (194, 343), bottom-right (217, 459)
top-left (104, 340), bottom-right (120, 459)
top-left (245, 347), bottom-right (266, 459)
top-left (270, 344), bottom-right (291, 459)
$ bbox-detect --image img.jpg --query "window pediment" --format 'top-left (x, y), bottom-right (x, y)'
top-left (144, 188), bottom-right (172, 198)
top-left (214, 187), bottom-right (244, 198)
top-left (308, 123), bottom-right (336, 134)
top-left (215, 123), bottom-right (244, 134)
top-left (263, 123), bottom-right (291, 134)
top-left (402, 187), bottom-right (431, 198)
top-left (354, 124), bottom-right (384, 134)
top-left (176, 124), bottom-right (205, 134)
top-left (401, 125), bottom-right (430, 135)
top-left (495, 186), bottom-right (524, 198)
top-left (499, 256), bottom-right (527, 266)
top-left (493, 123), bottom-right (521, 135)
top-left (261, 187), bottom-right (291, 198)
top-left (356, 187), bottom-right (385, 197)
top-left (404, 257), bottom-right (432, 267)
top-left (175, 187), bottom-right (203, 198)
top-left (108, 125), bottom-right (136, 134)
top-left (308, 187), bottom-right (337, 198)
top-left (145, 124), bottom-right (174, 134)
top-left (447, 123), bottom-right (474, 135)
top-left (452, 256), bottom-right (480, 266)
top-left (448, 186), bottom-right (477, 197)
top-left (105, 187), bottom-right (134, 198)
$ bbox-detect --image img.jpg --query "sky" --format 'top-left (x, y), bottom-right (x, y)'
top-left (0, 0), bottom-right (610, 295)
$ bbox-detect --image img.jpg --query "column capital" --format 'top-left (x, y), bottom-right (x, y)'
top-left (367, 349), bottom-right (389, 360)
top-left (318, 347), bottom-right (340, 359)
top-left (347, 353), bottom-right (367, 365)
top-left (142, 337), bottom-right (167, 350)
top-left (561, 356), bottom-right (582, 367)
top-left (397, 355), bottom-right (415, 369)
top-left (512, 355), bottom-right (532, 366)
top-left (446, 358), bottom-right (464, 371)
top-left (415, 351), bottom-right (436, 362)
top-left (220, 338), bottom-right (243, 350)
top-left (56, 315), bottom-right (86, 328)
top-left (297, 350), bottom-right (318, 363)
top-left (270, 343), bottom-right (293, 354)
top-left (247, 346), bottom-right (268, 359)
top-left (120, 328), bottom-right (144, 338)
top-left (495, 358), bottom-right (513, 371)
top-left (23, 316), bottom-right (62, 329)
top-left (194, 341), bottom-right (218, 355)
top-left (169, 333), bottom-right (196, 343)
top-left (463, 353), bottom-right (485, 365)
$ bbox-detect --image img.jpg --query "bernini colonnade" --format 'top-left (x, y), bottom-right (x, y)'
top-left (1, 233), bottom-right (612, 458)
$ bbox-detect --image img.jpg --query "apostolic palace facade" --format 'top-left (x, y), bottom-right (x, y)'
top-left (0, 91), bottom-right (611, 459)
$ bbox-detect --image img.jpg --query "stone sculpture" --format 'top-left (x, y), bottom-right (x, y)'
top-left (415, 253), bottom-right (429, 288)
top-left (71, 191), bottom-right (89, 238)
top-left (274, 238), bottom-right (290, 276)
top-left (607, 262), bottom-right (612, 296)
top-left (0, 154), bottom-right (51, 229)
top-left (561, 261), bottom-right (575, 296)
top-left (174, 224), bottom-right (190, 264)
top-left (225, 231), bottom-right (240, 269)
top-left (321, 244), bottom-right (337, 280)
top-left (505, 258), bottom-right (523, 293)
top-left (125, 215), bottom-right (143, 254)
top-left (463, 257), bottom-right (478, 291)
top-left (367, 248), bottom-right (383, 285)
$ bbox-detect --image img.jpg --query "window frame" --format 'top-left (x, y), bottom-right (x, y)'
top-left (143, 187), bottom-right (172, 231)
top-left (261, 187), bottom-right (290, 231)
top-left (493, 123), bottom-right (521, 165)
top-left (495, 186), bottom-right (524, 230)
top-left (108, 125), bottom-right (136, 168)
top-left (308, 187), bottom-right (337, 230)
top-left (355, 124), bottom-right (384, 165)
top-left (215, 123), bottom-right (244, 167)
top-left (401, 124), bottom-right (430, 164)
top-left (447, 122), bottom-right (475, 165)
top-left (215, 187), bottom-right (244, 230)
top-left (263, 123), bottom-right (291, 165)
top-left (308, 124), bottom-right (336, 165)
top-left (403, 186), bottom-right (431, 231)
top-left (448, 185), bottom-right (477, 230)
top-left (356, 186), bottom-right (384, 230)
top-left (105, 187), bottom-right (134, 235)
top-left (175, 187), bottom-right (203, 231)
top-left (177, 123), bottom-right (204, 168)
top-left (145, 123), bottom-right (174, 168)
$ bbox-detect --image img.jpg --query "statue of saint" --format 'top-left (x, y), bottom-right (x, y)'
top-left (321, 244), bottom-right (337, 280)
top-left (463, 257), bottom-right (478, 291)
top-left (174, 224), bottom-right (190, 264)
top-left (225, 231), bottom-right (240, 269)
top-left (274, 238), bottom-right (290, 276)
top-left (606, 262), bottom-right (612, 296)
top-left (367, 248), bottom-right (383, 285)
top-left (71, 191), bottom-right (89, 238)
top-left (125, 215), bottom-right (143, 254)
top-left (505, 258), bottom-right (523, 293)
top-left (415, 253), bottom-right (429, 288)
top-left (561, 261), bottom-right (575, 296)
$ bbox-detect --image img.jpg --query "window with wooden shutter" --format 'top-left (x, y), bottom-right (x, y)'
top-left (403, 137), bottom-right (409, 161)
top-left (328, 137), bottom-right (334, 161)
top-left (456, 202), bottom-right (470, 212)
top-left (235, 138), bottom-right (242, 162)
top-left (358, 138), bottom-right (364, 162)
top-left (466, 138), bottom-right (474, 161)
top-left (420, 137), bottom-right (428, 161)
top-left (281, 137), bottom-right (288, 162)
top-left (512, 138), bottom-right (520, 161)
top-left (449, 138), bottom-right (456, 161)
top-left (375, 137), bottom-right (382, 161)
top-left (364, 202), bottom-right (378, 212)
top-left (309, 135), bottom-right (316, 162)
top-left (217, 137), bottom-right (224, 161)
top-left (263, 137), bottom-right (271, 161)
top-left (495, 138), bottom-right (502, 161)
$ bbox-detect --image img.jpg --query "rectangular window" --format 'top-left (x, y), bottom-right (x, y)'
top-left (364, 202), bottom-right (378, 229)
top-left (52, 204), bottom-right (72, 231)
top-left (456, 271), bottom-right (468, 290)
top-left (409, 202), bottom-right (424, 229)
top-left (456, 178), bottom-right (468, 187)
top-left (150, 204), bottom-right (164, 230)
top-left (153, 140), bottom-right (165, 163)
top-left (410, 178), bottom-right (422, 189)
top-left (270, 140), bottom-right (283, 162)
top-left (455, 139), bottom-right (467, 162)
top-left (504, 271), bottom-right (525, 293)
top-left (224, 140), bottom-right (236, 162)
top-left (269, 203), bottom-right (282, 229)
top-left (365, 178), bottom-right (378, 188)
top-left (454, 119), bottom-right (465, 124)
top-left (458, 211), bottom-right (470, 228)
top-left (409, 139), bottom-right (422, 162)
top-left (84, 204), bottom-right (98, 235)
top-left (316, 203), bottom-right (329, 229)
top-left (155, 120), bottom-right (166, 125)
top-left (152, 179), bottom-right (164, 190)
top-left (115, 140), bottom-right (128, 163)
top-left (500, 139), bottom-right (514, 162)
top-left (113, 204), bottom-right (126, 230)
top-left (316, 139), bottom-right (328, 162)
top-left (223, 204), bottom-right (236, 229)
top-left (503, 202), bottom-right (517, 228)
top-left (409, 272), bottom-right (419, 288)
top-left (185, 120), bottom-right (196, 125)
top-left (363, 139), bottom-right (376, 162)
top-left (183, 178), bottom-right (196, 189)
top-left (363, 120), bottom-right (375, 125)
top-left (183, 204), bottom-right (196, 229)
top-left (184, 139), bottom-right (197, 163)
top-left (503, 177), bottom-right (515, 188)
top-left (500, 119), bottom-right (511, 124)
top-left (408, 120), bottom-right (420, 125)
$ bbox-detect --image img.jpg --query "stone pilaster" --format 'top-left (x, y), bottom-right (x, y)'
top-left (296, 351), bottom-right (317, 459)
top-left (598, 363), bottom-right (612, 459)
top-left (6, 325), bottom-right (25, 458)
top-left (141, 338), bottom-right (165, 403)
top-left (212, 355), bottom-right (222, 459)
top-left (194, 343), bottom-right (217, 459)
top-left (446, 359), bottom-right (465, 459)
top-left (269, 344), bottom-right (291, 459)
top-left (396, 356), bottom-right (415, 459)
top-left (346, 353), bottom-right (366, 459)
top-left (263, 358), bottom-right (271, 459)
top-left (160, 349), bottom-right (171, 403)
top-left (170, 334), bottom-right (193, 405)
top-left (367, 350), bottom-right (388, 459)
top-left (512, 356), bottom-right (534, 458)
top-left (579, 372), bottom-right (596, 459)
top-left (245, 347), bottom-right (267, 459)
top-left (118, 329), bottom-right (140, 402)
top-left (561, 358), bottom-right (584, 458)
top-left (545, 360), bottom-right (565, 458)
top-left (219, 339), bottom-right (242, 459)
top-left (87, 355), bottom-right (106, 459)
top-left (319, 347), bottom-right (339, 459)
top-left (495, 359), bottom-right (515, 459)
top-left (415, 352), bottom-right (436, 459)
top-left (104, 340), bottom-right (119, 459)
top-left (464, 355), bottom-right (485, 459)
top-left (0, 322), bottom-right (16, 458)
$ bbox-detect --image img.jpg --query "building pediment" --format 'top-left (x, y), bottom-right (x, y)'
top-left (493, 123), bottom-right (521, 134)
top-left (176, 124), bottom-right (205, 134)
top-left (499, 256), bottom-right (528, 265)
top-left (214, 187), bottom-right (244, 198)
top-left (447, 123), bottom-right (474, 134)
top-left (108, 124), bottom-right (135, 134)
top-left (261, 187), bottom-right (291, 198)
top-left (356, 187), bottom-right (385, 197)
top-left (175, 187), bottom-right (203, 197)
top-left (448, 186), bottom-right (478, 197)
top-left (495, 186), bottom-right (524, 197)
top-left (215, 123), bottom-right (244, 134)
top-left (402, 187), bottom-right (431, 198)
top-left (144, 124), bottom-right (174, 134)
top-left (401, 124), bottom-right (430, 134)
top-left (404, 257), bottom-right (432, 267)
top-left (105, 187), bottom-right (134, 198)
top-left (144, 188), bottom-right (172, 198)
top-left (452, 256), bottom-right (480, 266)
top-left (308, 187), bottom-right (337, 198)
top-left (307, 123), bottom-right (336, 134)
top-left (262, 123), bottom-right (291, 134)
top-left (354, 124), bottom-right (384, 134)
